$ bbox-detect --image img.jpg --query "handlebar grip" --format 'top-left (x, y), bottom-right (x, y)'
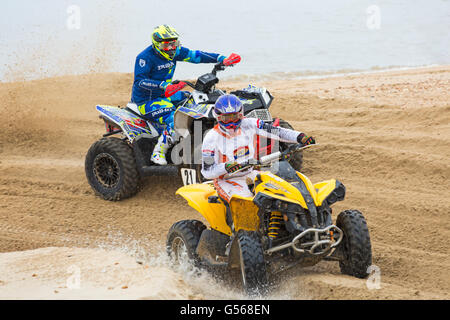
top-left (260, 152), bottom-right (281, 165)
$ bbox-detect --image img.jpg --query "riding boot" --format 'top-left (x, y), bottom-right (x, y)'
top-left (151, 132), bottom-right (171, 165)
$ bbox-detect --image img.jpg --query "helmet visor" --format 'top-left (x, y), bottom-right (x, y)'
top-left (158, 40), bottom-right (180, 51)
top-left (217, 112), bottom-right (243, 124)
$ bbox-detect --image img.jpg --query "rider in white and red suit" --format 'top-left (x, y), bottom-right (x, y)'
top-left (201, 94), bottom-right (315, 202)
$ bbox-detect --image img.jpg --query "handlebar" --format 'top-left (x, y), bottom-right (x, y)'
top-left (226, 143), bottom-right (318, 177)
top-left (172, 62), bottom-right (229, 89)
top-left (259, 143), bottom-right (317, 165)
top-left (258, 152), bottom-right (282, 165)
top-left (212, 62), bottom-right (226, 76)
top-left (172, 80), bottom-right (195, 89)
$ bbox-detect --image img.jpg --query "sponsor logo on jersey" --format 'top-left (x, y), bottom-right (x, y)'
top-left (150, 106), bottom-right (176, 119)
top-left (139, 59), bottom-right (146, 67)
top-left (202, 149), bottom-right (215, 157)
top-left (257, 119), bottom-right (265, 129)
top-left (157, 62), bottom-right (175, 70)
top-left (233, 146), bottom-right (250, 160)
top-left (140, 80), bottom-right (159, 88)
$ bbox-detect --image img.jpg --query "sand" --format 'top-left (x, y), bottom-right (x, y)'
top-left (0, 65), bottom-right (449, 299)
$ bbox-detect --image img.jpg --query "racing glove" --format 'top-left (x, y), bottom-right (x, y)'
top-left (222, 53), bottom-right (241, 66)
top-left (297, 133), bottom-right (316, 145)
top-left (225, 161), bottom-right (250, 174)
top-left (164, 81), bottom-right (186, 98)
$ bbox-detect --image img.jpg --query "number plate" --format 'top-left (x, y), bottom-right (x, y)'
top-left (180, 168), bottom-right (197, 186)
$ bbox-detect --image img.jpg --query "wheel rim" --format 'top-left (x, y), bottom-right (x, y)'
top-left (171, 236), bottom-right (188, 264)
top-left (93, 153), bottom-right (120, 188)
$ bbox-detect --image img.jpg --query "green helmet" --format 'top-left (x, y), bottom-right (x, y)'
top-left (152, 24), bottom-right (180, 61)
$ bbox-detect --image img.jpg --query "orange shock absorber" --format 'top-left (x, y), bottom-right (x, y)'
top-left (268, 211), bottom-right (283, 240)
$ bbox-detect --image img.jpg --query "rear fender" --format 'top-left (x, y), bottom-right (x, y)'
top-left (96, 105), bottom-right (158, 141)
top-left (174, 101), bottom-right (214, 138)
top-left (176, 183), bottom-right (231, 236)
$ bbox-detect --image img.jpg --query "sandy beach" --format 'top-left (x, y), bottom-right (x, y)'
top-left (0, 65), bottom-right (449, 299)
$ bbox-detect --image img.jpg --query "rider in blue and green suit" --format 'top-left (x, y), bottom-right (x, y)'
top-left (131, 24), bottom-right (240, 165)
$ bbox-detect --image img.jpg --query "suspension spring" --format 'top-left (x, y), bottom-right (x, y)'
top-left (268, 211), bottom-right (283, 240)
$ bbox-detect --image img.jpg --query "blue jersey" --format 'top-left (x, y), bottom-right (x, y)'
top-left (131, 46), bottom-right (225, 104)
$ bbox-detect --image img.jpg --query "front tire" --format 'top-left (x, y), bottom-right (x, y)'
top-left (336, 210), bottom-right (372, 278)
top-left (85, 137), bottom-right (140, 201)
top-left (166, 220), bottom-right (206, 266)
top-left (237, 230), bottom-right (268, 296)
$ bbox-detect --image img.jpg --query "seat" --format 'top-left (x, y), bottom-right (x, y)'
top-left (126, 102), bottom-right (142, 115)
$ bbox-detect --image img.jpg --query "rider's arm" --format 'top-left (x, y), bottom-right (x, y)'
top-left (133, 55), bottom-right (167, 91)
top-left (249, 119), bottom-right (301, 143)
top-left (175, 46), bottom-right (226, 64)
top-left (200, 132), bottom-right (227, 180)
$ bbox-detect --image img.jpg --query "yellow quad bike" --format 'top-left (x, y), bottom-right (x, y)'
top-left (166, 143), bottom-right (372, 295)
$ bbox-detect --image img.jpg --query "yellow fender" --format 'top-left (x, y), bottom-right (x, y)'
top-left (255, 172), bottom-right (308, 208)
top-left (255, 171), bottom-right (339, 208)
top-left (314, 179), bottom-right (338, 206)
top-left (296, 172), bottom-right (337, 207)
top-left (229, 195), bottom-right (260, 232)
top-left (176, 183), bottom-right (232, 236)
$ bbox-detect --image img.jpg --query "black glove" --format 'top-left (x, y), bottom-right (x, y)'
top-left (297, 133), bottom-right (316, 145)
top-left (225, 161), bottom-right (250, 174)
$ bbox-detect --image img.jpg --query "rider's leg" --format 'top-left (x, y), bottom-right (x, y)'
top-left (151, 130), bottom-right (172, 165)
top-left (214, 176), bottom-right (254, 202)
top-left (169, 90), bottom-right (189, 103)
top-left (152, 107), bottom-right (178, 165)
top-left (214, 176), bottom-right (255, 228)
top-left (138, 98), bottom-right (176, 165)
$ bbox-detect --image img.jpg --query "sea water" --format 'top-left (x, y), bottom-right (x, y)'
top-left (0, 0), bottom-right (448, 82)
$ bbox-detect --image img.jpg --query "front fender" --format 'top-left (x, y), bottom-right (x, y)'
top-left (314, 179), bottom-right (346, 206)
top-left (176, 183), bottom-right (231, 236)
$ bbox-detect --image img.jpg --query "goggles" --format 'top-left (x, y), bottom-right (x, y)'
top-left (217, 112), bottom-right (243, 124)
top-left (158, 40), bottom-right (179, 51)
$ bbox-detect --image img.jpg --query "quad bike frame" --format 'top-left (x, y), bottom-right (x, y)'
top-left (168, 144), bottom-right (373, 295)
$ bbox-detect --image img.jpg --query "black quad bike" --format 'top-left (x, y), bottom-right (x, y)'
top-left (85, 62), bottom-right (303, 200)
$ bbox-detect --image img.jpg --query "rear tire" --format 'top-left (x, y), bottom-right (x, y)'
top-left (237, 230), bottom-right (268, 296)
top-left (336, 210), bottom-right (372, 278)
top-left (85, 137), bottom-right (140, 201)
top-left (166, 220), bottom-right (206, 266)
top-left (278, 118), bottom-right (303, 171)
